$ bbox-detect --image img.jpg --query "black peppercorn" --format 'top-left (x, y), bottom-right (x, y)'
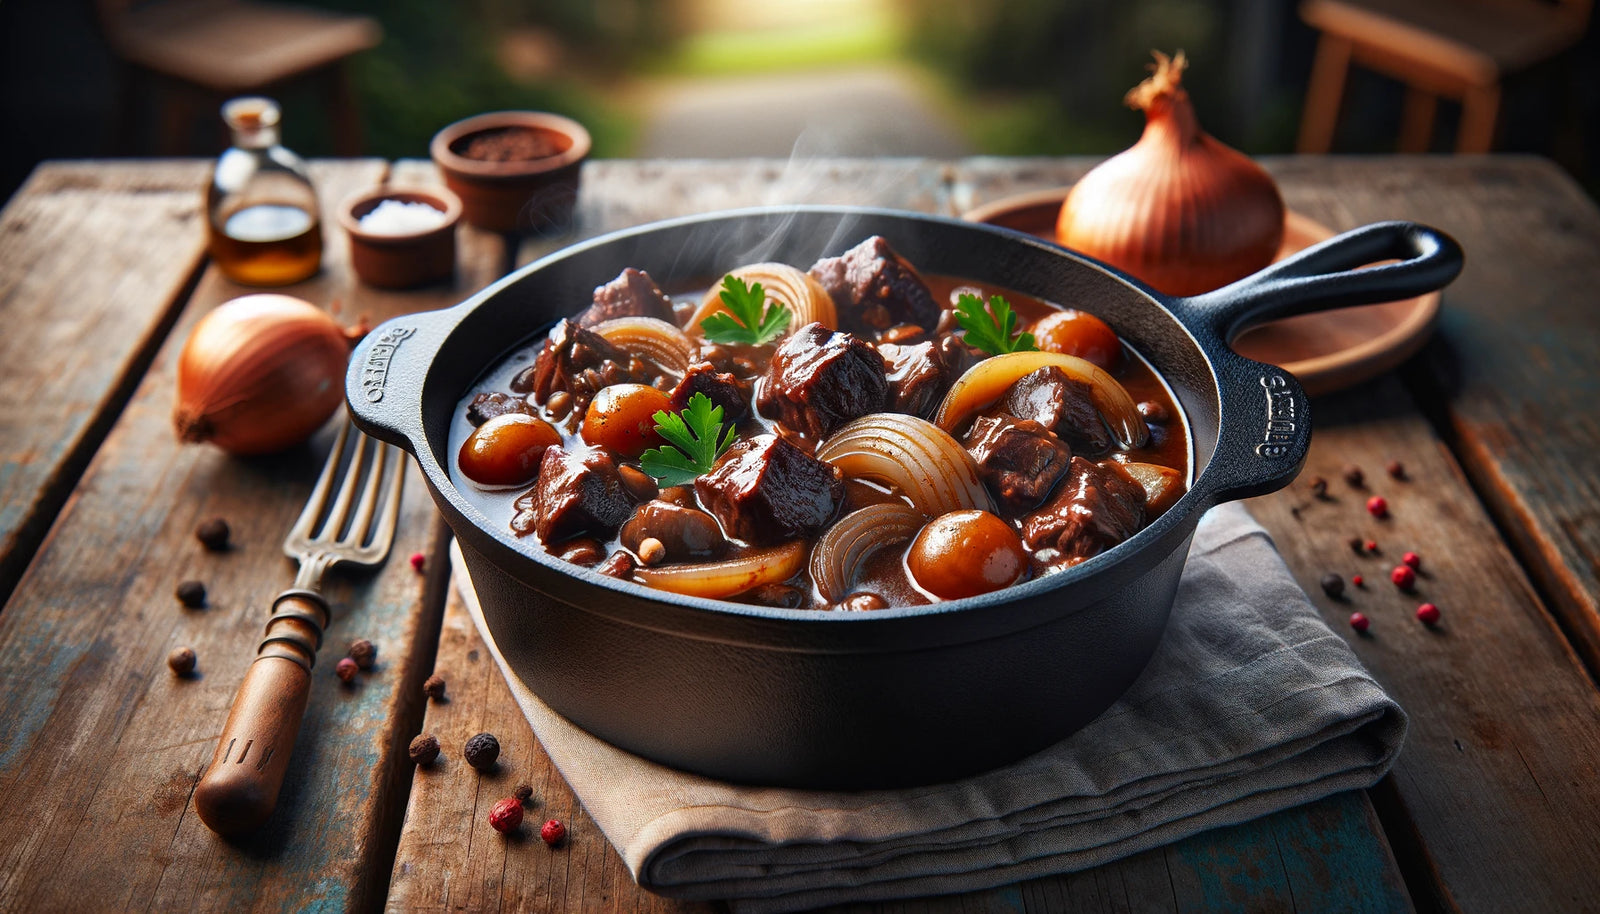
top-left (1320, 573), bottom-right (1346, 599)
top-left (195, 517), bottom-right (231, 551)
top-left (1386, 460), bottom-right (1406, 480)
top-left (1309, 476), bottom-right (1329, 499)
top-left (168, 646), bottom-right (197, 676)
top-left (464, 732), bottom-right (500, 771)
top-left (422, 673), bottom-right (446, 702)
top-left (409, 733), bottom-right (440, 766)
top-left (514, 783), bottom-right (535, 805)
top-left (1342, 464), bottom-right (1364, 488)
top-left (348, 638), bottom-right (377, 670)
top-left (175, 580), bottom-right (206, 608)
top-left (1347, 535), bottom-right (1366, 555)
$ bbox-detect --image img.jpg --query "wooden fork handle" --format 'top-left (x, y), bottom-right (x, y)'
top-left (195, 591), bottom-right (328, 836)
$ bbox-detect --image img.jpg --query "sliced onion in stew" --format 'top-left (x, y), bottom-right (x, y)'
top-left (1119, 461), bottom-right (1185, 515)
top-left (633, 541), bottom-right (808, 599)
top-left (589, 316), bottom-right (695, 377)
top-left (932, 351), bottom-right (1149, 448)
top-left (810, 503), bottom-right (926, 603)
top-left (688, 263), bottom-right (837, 335)
top-left (816, 414), bottom-right (994, 517)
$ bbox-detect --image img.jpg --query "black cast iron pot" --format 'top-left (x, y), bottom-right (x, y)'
top-left (348, 207), bottom-right (1461, 789)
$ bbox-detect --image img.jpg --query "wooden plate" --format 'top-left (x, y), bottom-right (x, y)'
top-left (961, 187), bottom-right (1441, 396)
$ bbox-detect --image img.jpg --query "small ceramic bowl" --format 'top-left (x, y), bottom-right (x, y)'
top-left (339, 187), bottom-right (462, 289)
top-left (430, 111), bottom-right (590, 233)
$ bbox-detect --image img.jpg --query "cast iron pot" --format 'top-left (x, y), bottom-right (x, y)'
top-left (348, 207), bottom-right (1461, 789)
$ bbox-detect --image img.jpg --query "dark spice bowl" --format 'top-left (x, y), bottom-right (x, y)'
top-left (348, 207), bottom-right (1460, 790)
top-left (430, 111), bottom-right (590, 233)
top-left (339, 186), bottom-right (462, 289)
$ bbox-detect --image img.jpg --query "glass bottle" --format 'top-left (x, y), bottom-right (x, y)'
top-left (205, 97), bottom-right (323, 286)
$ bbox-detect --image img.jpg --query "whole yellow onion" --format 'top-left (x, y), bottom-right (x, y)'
top-left (173, 294), bottom-right (352, 455)
top-left (1057, 51), bottom-right (1284, 297)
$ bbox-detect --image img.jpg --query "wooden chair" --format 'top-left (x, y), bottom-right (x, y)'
top-left (1296, 0), bottom-right (1591, 153)
top-left (97, 0), bottom-right (382, 155)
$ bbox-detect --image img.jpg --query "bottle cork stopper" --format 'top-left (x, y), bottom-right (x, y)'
top-left (222, 96), bottom-right (281, 131)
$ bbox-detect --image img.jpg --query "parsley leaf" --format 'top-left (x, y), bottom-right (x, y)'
top-left (954, 292), bottom-right (1037, 356)
top-left (639, 392), bottom-right (739, 487)
top-left (699, 275), bottom-right (791, 346)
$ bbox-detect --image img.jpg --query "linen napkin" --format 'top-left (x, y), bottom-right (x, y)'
top-left (450, 502), bottom-right (1406, 913)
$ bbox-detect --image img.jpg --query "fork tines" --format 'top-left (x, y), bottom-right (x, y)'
top-left (285, 420), bottom-right (404, 567)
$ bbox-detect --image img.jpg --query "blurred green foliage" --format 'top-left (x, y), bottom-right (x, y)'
top-left (278, 0), bottom-right (649, 159)
top-left (649, 16), bottom-right (902, 77)
top-left (905, 0), bottom-right (1297, 155)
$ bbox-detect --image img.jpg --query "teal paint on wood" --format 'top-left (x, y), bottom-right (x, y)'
top-left (1271, 790), bottom-right (1413, 913)
top-left (1169, 794), bottom-right (1408, 912)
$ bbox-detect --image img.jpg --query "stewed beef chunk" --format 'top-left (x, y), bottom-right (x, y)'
top-left (998, 367), bottom-right (1112, 455)
top-left (758, 322), bottom-right (888, 440)
top-left (668, 360), bottom-right (748, 421)
top-left (579, 268), bottom-right (675, 328)
top-left (879, 341), bottom-right (954, 419)
top-left (808, 236), bottom-right (941, 335)
top-left (527, 318), bottom-right (640, 416)
top-left (465, 391), bottom-right (530, 426)
top-left (964, 414), bottom-right (1073, 514)
top-left (695, 434), bottom-right (843, 545)
top-left (512, 446), bottom-right (637, 544)
top-left (1022, 457), bottom-right (1146, 564)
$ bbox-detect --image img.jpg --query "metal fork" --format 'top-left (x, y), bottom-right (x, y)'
top-left (195, 421), bottom-right (405, 835)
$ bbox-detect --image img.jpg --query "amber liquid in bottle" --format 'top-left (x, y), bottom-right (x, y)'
top-left (209, 203), bottom-right (323, 286)
top-left (206, 96), bottom-right (323, 286)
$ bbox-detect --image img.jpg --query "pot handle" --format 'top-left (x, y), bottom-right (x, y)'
top-left (344, 307), bottom-right (456, 454)
top-left (1174, 220), bottom-right (1463, 344)
top-left (1173, 220), bottom-right (1462, 506)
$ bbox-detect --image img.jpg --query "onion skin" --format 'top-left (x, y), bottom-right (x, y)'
top-left (1056, 51), bottom-right (1284, 297)
top-left (815, 414), bottom-right (993, 517)
top-left (932, 351), bottom-right (1148, 449)
top-left (810, 503), bottom-right (925, 603)
top-left (634, 541), bottom-right (807, 599)
top-left (173, 294), bottom-right (350, 455)
top-left (689, 263), bottom-right (837, 334)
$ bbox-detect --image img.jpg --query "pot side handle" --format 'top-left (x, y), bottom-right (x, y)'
top-left (344, 308), bottom-right (454, 454)
top-left (1174, 220), bottom-right (1463, 344)
top-left (1173, 221), bottom-right (1461, 507)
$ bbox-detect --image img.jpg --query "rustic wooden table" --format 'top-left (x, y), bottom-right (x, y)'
top-left (0, 156), bottom-right (1597, 914)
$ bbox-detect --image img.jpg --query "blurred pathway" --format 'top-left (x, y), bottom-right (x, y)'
top-left (634, 64), bottom-right (972, 158)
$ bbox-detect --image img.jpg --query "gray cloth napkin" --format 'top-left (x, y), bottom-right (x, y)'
top-left (450, 502), bottom-right (1406, 913)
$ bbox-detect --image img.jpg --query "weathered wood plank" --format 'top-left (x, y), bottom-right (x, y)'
top-left (1247, 375), bottom-right (1600, 914)
top-left (391, 159), bottom-right (1412, 913)
top-left (0, 160), bottom-right (211, 604)
top-left (0, 159), bottom-right (506, 913)
top-left (1295, 156), bottom-right (1600, 679)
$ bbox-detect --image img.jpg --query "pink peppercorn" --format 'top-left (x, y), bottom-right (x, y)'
top-left (489, 797), bottom-right (523, 834)
top-left (1416, 603), bottom-right (1441, 625)
top-left (409, 552), bottom-right (426, 573)
top-left (335, 657), bottom-right (359, 683)
top-left (1402, 551), bottom-right (1421, 570)
top-left (540, 819), bottom-right (566, 846)
top-left (1391, 565), bottom-right (1417, 591)
top-left (1366, 496), bottom-right (1389, 519)
top-left (1364, 540), bottom-right (1379, 553)
top-left (1349, 612), bottom-right (1370, 632)
top-left (1352, 575), bottom-right (1364, 587)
